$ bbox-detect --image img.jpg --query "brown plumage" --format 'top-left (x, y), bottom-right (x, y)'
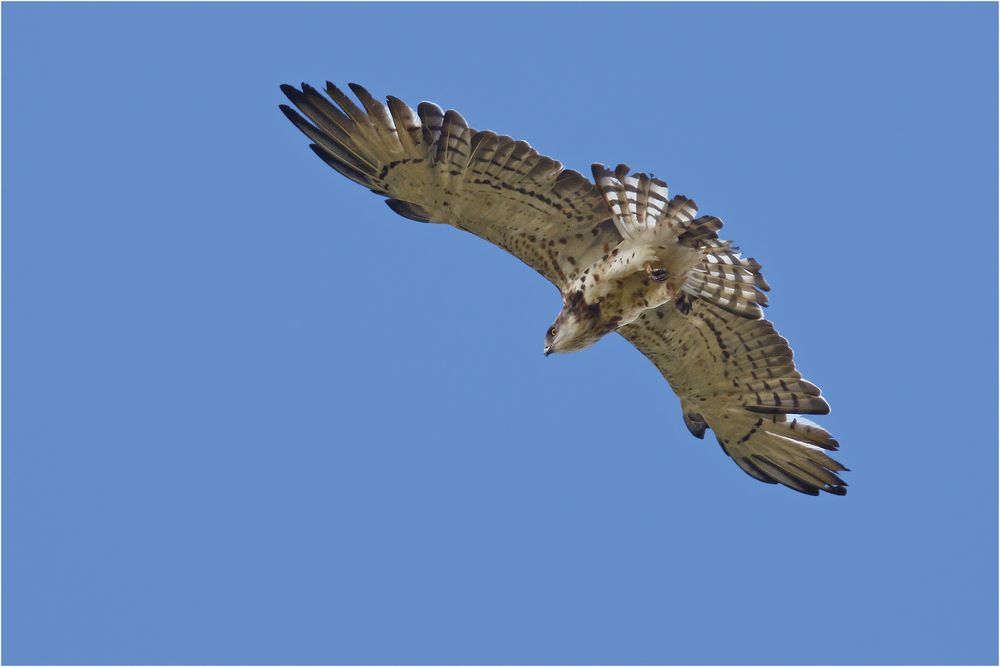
top-left (280, 81), bottom-right (847, 496)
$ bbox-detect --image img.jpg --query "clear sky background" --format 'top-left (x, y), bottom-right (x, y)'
top-left (4, 2), bottom-right (997, 665)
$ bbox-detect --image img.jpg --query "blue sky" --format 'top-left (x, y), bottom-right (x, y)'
top-left (4, 2), bottom-right (997, 664)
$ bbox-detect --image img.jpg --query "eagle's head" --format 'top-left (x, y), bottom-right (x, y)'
top-left (543, 291), bottom-right (615, 356)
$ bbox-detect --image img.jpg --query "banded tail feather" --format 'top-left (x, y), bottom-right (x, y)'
top-left (592, 163), bottom-right (674, 239)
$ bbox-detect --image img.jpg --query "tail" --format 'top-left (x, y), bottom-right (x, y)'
top-left (592, 163), bottom-right (770, 318)
top-left (591, 163), bottom-right (697, 240)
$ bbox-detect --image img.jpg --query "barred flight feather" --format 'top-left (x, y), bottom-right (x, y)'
top-left (592, 163), bottom-right (673, 239)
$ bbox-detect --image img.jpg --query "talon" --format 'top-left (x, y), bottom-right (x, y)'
top-left (645, 264), bottom-right (669, 282)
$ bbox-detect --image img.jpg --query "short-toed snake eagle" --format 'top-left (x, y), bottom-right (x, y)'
top-left (280, 82), bottom-right (847, 496)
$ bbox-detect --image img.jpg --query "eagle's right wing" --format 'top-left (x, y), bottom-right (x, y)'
top-left (280, 82), bottom-right (622, 292)
top-left (618, 299), bottom-right (847, 496)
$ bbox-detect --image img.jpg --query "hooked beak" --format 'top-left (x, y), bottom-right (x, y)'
top-left (543, 345), bottom-right (552, 357)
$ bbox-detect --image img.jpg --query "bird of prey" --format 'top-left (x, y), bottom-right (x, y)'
top-left (279, 81), bottom-right (848, 496)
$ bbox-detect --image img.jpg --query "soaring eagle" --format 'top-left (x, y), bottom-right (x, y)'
top-left (280, 82), bottom-right (848, 496)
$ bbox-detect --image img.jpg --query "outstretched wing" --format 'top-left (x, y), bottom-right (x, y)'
top-left (280, 82), bottom-right (621, 291)
top-left (619, 300), bottom-right (847, 496)
top-left (592, 163), bottom-right (771, 318)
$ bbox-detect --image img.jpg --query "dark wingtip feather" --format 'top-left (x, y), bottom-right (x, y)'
top-left (278, 103), bottom-right (306, 126)
top-left (307, 143), bottom-right (371, 187)
top-left (385, 198), bottom-right (432, 223)
top-left (280, 84), bottom-right (308, 107)
top-left (738, 456), bottom-right (780, 485)
top-left (348, 82), bottom-right (379, 109)
top-left (683, 412), bottom-right (708, 439)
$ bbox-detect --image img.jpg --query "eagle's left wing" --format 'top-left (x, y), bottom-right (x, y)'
top-left (619, 300), bottom-right (847, 496)
top-left (280, 82), bottom-right (621, 292)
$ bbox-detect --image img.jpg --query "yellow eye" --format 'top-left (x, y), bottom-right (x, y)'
top-left (548, 327), bottom-right (557, 338)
